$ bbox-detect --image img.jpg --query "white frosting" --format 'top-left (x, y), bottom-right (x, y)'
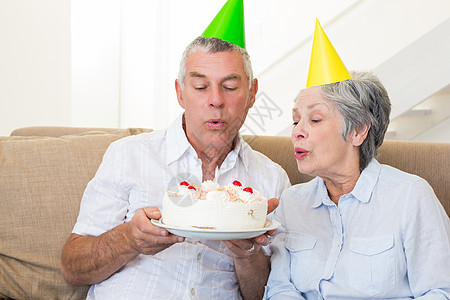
top-left (201, 180), bottom-right (220, 192)
top-left (177, 185), bottom-right (197, 197)
top-left (206, 190), bottom-right (229, 203)
top-left (223, 183), bottom-right (242, 194)
top-left (162, 181), bottom-right (268, 230)
top-left (238, 189), bottom-right (260, 203)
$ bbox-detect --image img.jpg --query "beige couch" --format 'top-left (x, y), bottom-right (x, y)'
top-left (1, 126), bottom-right (449, 299)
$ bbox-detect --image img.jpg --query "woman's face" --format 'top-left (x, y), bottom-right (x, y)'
top-left (291, 87), bottom-right (360, 179)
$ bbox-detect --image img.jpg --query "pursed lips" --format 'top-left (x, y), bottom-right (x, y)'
top-left (294, 147), bottom-right (309, 159)
top-left (206, 118), bottom-right (226, 129)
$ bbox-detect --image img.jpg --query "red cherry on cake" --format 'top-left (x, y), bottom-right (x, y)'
top-left (188, 185), bottom-right (196, 191)
top-left (180, 181), bottom-right (189, 186)
top-left (243, 187), bottom-right (253, 194)
top-left (232, 180), bottom-right (242, 187)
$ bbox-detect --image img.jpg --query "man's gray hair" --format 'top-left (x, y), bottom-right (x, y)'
top-left (177, 36), bottom-right (254, 90)
top-left (321, 71), bottom-right (391, 171)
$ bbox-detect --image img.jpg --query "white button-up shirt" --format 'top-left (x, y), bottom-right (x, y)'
top-left (266, 159), bottom-right (450, 299)
top-left (72, 114), bottom-right (291, 299)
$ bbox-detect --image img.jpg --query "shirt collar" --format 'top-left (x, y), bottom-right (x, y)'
top-left (165, 113), bottom-right (247, 172)
top-left (351, 158), bottom-right (381, 203)
top-left (218, 135), bottom-right (247, 174)
top-left (311, 158), bottom-right (381, 207)
top-left (166, 113), bottom-right (192, 165)
top-left (312, 178), bottom-right (330, 208)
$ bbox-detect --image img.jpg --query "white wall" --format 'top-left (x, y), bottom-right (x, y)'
top-left (117, 0), bottom-right (359, 132)
top-left (414, 118), bottom-right (450, 143)
top-left (1, 0), bottom-right (449, 142)
top-left (71, 0), bottom-right (121, 128)
top-left (256, 0), bottom-right (450, 137)
top-left (70, 0), bottom-right (450, 140)
top-left (0, 0), bottom-right (71, 136)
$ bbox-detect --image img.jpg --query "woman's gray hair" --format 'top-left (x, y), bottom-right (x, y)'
top-left (321, 71), bottom-right (391, 171)
top-left (177, 36), bottom-right (254, 90)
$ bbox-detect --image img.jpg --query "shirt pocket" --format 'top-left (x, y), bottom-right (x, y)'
top-left (285, 232), bottom-right (317, 286)
top-left (348, 233), bottom-right (396, 296)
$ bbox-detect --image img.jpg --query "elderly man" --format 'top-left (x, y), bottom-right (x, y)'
top-left (61, 1), bottom-right (290, 299)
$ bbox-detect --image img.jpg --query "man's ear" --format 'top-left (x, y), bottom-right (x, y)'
top-left (175, 79), bottom-right (185, 109)
top-left (248, 78), bottom-right (258, 108)
top-left (351, 123), bottom-right (370, 147)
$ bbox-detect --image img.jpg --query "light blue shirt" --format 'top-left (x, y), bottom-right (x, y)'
top-left (266, 159), bottom-right (450, 299)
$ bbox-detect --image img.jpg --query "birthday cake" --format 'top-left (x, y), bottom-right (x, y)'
top-left (162, 180), bottom-right (268, 230)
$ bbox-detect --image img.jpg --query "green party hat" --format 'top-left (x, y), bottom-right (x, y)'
top-left (202, 0), bottom-right (246, 49)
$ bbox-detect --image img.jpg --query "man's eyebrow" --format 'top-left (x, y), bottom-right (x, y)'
top-left (189, 71), bottom-right (206, 78)
top-left (223, 74), bottom-right (241, 81)
top-left (188, 72), bottom-right (241, 81)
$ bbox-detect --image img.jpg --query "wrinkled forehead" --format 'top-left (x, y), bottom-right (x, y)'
top-left (294, 87), bottom-right (326, 106)
top-left (293, 87), bottom-right (336, 114)
top-left (185, 51), bottom-right (248, 81)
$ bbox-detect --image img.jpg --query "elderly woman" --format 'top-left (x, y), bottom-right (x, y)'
top-left (265, 71), bottom-right (450, 299)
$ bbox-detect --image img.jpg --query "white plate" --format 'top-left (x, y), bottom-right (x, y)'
top-left (151, 218), bottom-right (280, 240)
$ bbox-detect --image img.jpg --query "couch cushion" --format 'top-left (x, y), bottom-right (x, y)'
top-left (10, 126), bottom-right (153, 138)
top-left (243, 135), bottom-right (314, 187)
top-left (0, 131), bottom-right (131, 299)
top-left (377, 140), bottom-right (450, 215)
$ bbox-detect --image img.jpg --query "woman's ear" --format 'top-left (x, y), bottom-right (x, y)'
top-left (351, 124), bottom-right (370, 147)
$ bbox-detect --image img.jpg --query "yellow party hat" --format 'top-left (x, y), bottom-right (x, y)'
top-left (306, 19), bottom-right (351, 88)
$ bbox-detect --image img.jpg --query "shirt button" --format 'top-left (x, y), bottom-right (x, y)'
top-left (191, 288), bottom-right (195, 295)
top-left (197, 253), bottom-right (201, 260)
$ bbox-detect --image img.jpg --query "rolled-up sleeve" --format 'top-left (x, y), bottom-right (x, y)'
top-left (73, 141), bottom-right (129, 236)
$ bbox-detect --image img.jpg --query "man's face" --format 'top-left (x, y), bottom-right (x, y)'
top-left (175, 50), bottom-right (257, 151)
